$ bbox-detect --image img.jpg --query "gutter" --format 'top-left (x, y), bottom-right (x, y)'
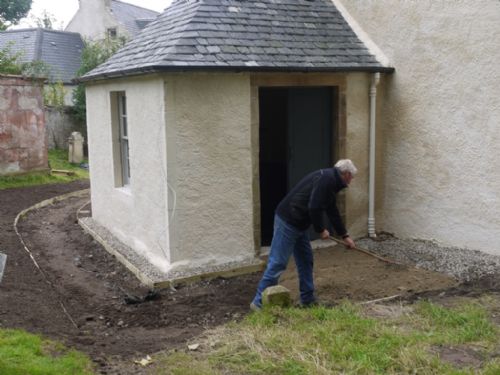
top-left (78, 64), bottom-right (395, 83)
top-left (368, 72), bottom-right (380, 238)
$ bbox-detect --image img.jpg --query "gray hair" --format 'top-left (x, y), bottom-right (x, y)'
top-left (334, 159), bottom-right (358, 175)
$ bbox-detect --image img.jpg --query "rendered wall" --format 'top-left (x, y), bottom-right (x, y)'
top-left (66, 0), bottom-right (127, 40)
top-left (164, 73), bottom-right (256, 268)
top-left (0, 76), bottom-right (48, 175)
top-left (340, 0), bottom-right (500, 255)
top-left (86, 76), bottom-right (171, 271)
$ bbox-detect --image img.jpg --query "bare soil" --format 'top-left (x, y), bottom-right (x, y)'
top-left (0, 182), bottom-right (498, 373)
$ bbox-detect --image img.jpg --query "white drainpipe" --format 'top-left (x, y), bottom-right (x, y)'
top-left (368, 73), bottom-right (380, 238)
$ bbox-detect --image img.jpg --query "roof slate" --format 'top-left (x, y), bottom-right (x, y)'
top-left (111, 0), bottom-right (160, 37)
top-left (0, 28), bottom-right (84, 84)
top-left (84, 0), bottom-right (392, 81)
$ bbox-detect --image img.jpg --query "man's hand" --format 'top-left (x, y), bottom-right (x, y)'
top-left (343, 236), bottom-right (355, 249)
top-left (320, 229), bottom-right (330, 240)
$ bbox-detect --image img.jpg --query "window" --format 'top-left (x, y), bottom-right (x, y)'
top-left (117, 92), bottom-right (130, 185)
top-left (107, 27), bottom-right (117, 39)
top-left (111, 91), bottom-right (130, 187)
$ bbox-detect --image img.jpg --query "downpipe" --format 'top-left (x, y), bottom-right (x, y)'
top-left (368, 73), bottom-right (380, 238)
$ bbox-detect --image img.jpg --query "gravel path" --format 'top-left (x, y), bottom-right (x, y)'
top-left (358, 234), bottom-right (500, 282)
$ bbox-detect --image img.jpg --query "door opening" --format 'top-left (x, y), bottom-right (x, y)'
top-left (259, 87), bottom-right (336, 246)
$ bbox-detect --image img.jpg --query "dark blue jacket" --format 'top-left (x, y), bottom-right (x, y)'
top-left (276, 167), bottom-right (348, 236)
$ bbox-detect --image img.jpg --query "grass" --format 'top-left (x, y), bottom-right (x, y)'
top-left (153, 301), bottom-right (500, 375)
top-left (0, 149), bottom-right (89, 190)
top-left (0, 328), bottom-right (94, 375)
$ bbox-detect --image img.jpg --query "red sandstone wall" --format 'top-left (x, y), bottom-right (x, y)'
top-left (0, 75), bottom-right (48, 176)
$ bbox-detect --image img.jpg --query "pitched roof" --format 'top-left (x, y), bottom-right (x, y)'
top-left (0, 28), bottom-right (84, 84)
top-left (84, 0), bottom-right (393, 81)
top-left (111, 0), bottom-right (160, 37)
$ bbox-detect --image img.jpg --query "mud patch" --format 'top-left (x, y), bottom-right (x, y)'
top-left (431, 345), bottom-right (485, 369)
top-left (1, 184), bottom-right (499, 374)
top-left (281, 246), bottom-right (457, 304)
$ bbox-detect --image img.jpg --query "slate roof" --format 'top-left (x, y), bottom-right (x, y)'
top-left (0, 28), bottom-right (84, 84)
top-left (111, 0), bottom-right (160, 37)
top-left (84, 0), bottom-right (393, 81)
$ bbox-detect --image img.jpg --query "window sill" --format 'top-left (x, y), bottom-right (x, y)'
top-left (116, 185), bottom-right (132, 196)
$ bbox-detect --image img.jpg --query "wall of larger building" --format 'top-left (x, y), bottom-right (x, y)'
top-left (66, 0), bottom-right (125, 40)
top-left (339, 0), bottom-right (500, 255)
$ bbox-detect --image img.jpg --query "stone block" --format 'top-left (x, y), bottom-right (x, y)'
top-left (262, 285), bottom-right (291, 307)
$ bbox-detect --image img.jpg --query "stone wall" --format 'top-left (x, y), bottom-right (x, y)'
top-left (0, 76), bottom-right (48, 176)
top-left (45, 107), bottom-right (85, 150)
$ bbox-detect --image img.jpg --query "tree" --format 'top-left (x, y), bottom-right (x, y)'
top-left (29, 9), bottom-right (63, 30)
top-left (0, 0), bottom-right (32, 30)
top-left (72, 37), bottom-right (126, 122)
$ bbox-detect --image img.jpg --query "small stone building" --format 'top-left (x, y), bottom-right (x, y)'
top-left (0, 75), bottom-right (48, 176)
top-left (81, 0), bottom-right (393, 284)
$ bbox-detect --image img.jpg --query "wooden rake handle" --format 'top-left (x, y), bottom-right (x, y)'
top-left (329, 236), bottom-right (401, 265)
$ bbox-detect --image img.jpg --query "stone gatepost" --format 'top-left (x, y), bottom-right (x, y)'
top-left (68, 131), bottom-right (84, 163)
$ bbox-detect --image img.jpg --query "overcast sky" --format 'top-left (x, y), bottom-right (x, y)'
top-left (13, 0), bottom-right (173, 29)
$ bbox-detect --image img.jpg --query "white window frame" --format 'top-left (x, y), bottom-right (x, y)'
top-left (117, 92), bottom-right (130, 186)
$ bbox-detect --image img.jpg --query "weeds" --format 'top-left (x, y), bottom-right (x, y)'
top-left (153, 300), bottom-right (499, 374)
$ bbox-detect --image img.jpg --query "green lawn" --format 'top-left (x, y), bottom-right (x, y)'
top-left (0, 149), bottom-right (89, 190)
top-left (153, 300), bottom-right (500, 375)
top-left (0, 329), bottom-right (94, 375)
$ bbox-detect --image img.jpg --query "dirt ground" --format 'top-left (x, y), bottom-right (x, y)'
top-left (0, 182), bottom-right (498, 374)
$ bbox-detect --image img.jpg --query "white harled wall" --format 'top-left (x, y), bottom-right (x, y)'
top-left (86, 76), bottom-right (172, 272)
top-left (86, 71), bottom-right (380, 274)
top-left (66, 0), bottom-right (126, 40)
top-left (339, 0), bottom-right (500, 255)
top-left (163, 73), bottom-right (256, 268)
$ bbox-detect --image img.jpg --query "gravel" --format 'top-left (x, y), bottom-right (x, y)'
top-left (357, 234), bottom-right (500, 282)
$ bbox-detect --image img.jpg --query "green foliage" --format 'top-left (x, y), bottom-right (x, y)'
top-left (0, 43), bottom-right (22, 74)
top-left (0, 149), bottom-right (89, 190)
top-left (72, 37), bottom-right (126, 122)
top-left (0, 0), bottom-right (32, 29)
top-left (153, 301), bottom-right (499, 375)
top-left (0, 43), bottom-right (52, 80)
top-left (0, 328), bottom-right (94, 374)
top-left (43, 81), bottom-right (66, 109)
top-left (21, 59), bottom-right (51, 79)
top-left (31, 9), bottom-right (59, 30)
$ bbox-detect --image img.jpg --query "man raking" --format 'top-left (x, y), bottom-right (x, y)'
top-left (251, 159), bottom-right (357, 310)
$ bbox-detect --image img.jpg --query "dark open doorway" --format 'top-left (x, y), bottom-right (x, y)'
top-left (259, 86), bottom-right (337, 246)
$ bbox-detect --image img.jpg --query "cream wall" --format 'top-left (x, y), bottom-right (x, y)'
top-left (163, 73), bottom-right (256, 268)
top-left (339, 0), bottom-right (500, 255)
top-left (86, 76), bottom-right (171, 271)
top-left (66, 0), bottom-right (127, 40)
top-left (86, 71), bottom-right (376, 274)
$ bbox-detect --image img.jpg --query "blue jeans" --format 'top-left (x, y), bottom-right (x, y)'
top-left (252, 215), bottom-right (315, 307)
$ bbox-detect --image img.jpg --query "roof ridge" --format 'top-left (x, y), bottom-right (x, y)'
top-left (111, 0), bottom-right (160, 14)
top-left (2, 28), bottom-right (82, 36)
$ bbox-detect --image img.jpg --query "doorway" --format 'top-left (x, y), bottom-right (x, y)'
top-left (259, 86), bottom-right (337, 245)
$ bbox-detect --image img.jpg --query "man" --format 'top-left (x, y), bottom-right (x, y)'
top-left (251, 159), bottom-right (357, 311)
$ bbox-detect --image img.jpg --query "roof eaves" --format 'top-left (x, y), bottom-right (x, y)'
top-left (80, 64), bottom-right (395, 83)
